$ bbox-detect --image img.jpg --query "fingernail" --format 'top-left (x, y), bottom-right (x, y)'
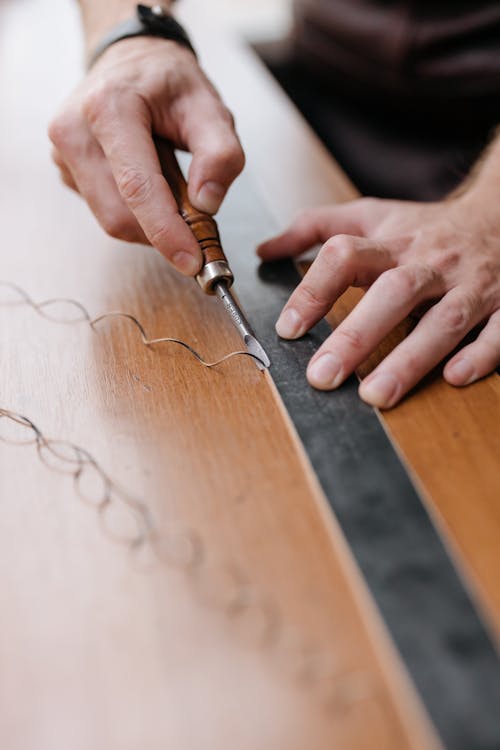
top-left (172, 251), bottom-right (201, 276)
top-left (307, 353), bottom-right (343, 390)
top-left (196, 181), bottom-right (226, 214)
top-left (276, 308), bottom-right (304, 339)
top-left (446, 357), bottom-right (475, 385)
top-left (359, 373), bottom-right (399, 408)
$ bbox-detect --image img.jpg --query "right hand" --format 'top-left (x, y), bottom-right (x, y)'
top-left (48, 37), bottom-right (245, 276)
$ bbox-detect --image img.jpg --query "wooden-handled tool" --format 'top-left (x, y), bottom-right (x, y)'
top-left (156, 138), bottom-right (270, 370)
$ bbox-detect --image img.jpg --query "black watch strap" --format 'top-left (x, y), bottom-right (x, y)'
top-left (89, 4), bottom-right (197, 68)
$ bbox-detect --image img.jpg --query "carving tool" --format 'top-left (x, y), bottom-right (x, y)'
top-left (156, 138), bottom-right (270, 371)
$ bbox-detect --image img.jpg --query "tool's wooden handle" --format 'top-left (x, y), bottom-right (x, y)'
top-left (155, 137), bottom-right (227, 268)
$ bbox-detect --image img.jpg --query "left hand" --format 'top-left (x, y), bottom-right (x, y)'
top-left (48, 37), bottom-right (244, 276)
top-left (257, 196), bottom-right (500, 409)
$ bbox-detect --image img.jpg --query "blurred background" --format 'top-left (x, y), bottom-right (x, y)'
top-left (205, 0), bottom-right (292, 42)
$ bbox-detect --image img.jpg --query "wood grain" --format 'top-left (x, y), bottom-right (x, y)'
top-left (183, 1), bottom-right (500, 640)
top-left (0, 1), bottom-right (439, 748)
top-left (329, 287), bottom-right (500, 633)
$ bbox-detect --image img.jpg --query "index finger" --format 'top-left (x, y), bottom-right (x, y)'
top-left (84, 89), bottom-right (202, 276)
top-left (257, 201), bottom-right (371, 261)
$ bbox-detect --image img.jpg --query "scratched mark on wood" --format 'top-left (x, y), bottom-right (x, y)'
top-left (0, 404), bottom-right (400, 744)
top-left (0, 281), bottom-right (266, 369)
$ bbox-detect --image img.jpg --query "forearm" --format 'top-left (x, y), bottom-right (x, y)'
top-left (78, 0), bottom-right (175, 55)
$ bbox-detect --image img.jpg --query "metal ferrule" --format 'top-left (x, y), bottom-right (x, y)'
top-left (196, 260), bottom-right (234, 295)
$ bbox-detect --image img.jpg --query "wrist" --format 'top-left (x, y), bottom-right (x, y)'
top-left (82, 1), bottom-right (137, 55)
top-left (81, 2), bottom-right (175, 58)
top-left (86, 4), bottom-right (194, 68)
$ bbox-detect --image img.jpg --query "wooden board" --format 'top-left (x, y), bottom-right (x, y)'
top-left (0, 1), bottom-right (440, 748)
top-left (331, 287), bottom-right (500, 636)
top-left (179, 1), bottom-right (500, 644)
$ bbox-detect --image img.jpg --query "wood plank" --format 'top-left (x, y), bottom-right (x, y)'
top-left (331, 288), bottom-right (500, 635)
top-left (182, 0), bottom-right (500, 639)
top-left (0, 0), bottom-right (438, 748)
top-left (223, 182), bottom-right (500, 750)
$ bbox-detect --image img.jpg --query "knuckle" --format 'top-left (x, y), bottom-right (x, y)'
top-left (48, 114), bottom-right (74, 149)
top-left (83, 85), bottom-right (115, 125)
top-left (336, 326), bottom-right (363, 351)
top-left (378, 265), bottom-right (434, 299)
top-left (399, 350), bottom-right (422, 378)
top-left (117, 167), bottom-right (152, 207)
top-left (377, 268), bottom-right (409, 297)
top-left (322, 235), bottom-right (356, 266)
top-left (149, 220), bottom-right (174, 249)
top-left (473, 261), bottom-right (500, 297)
top-left (297, 282), bottom-right (331, 310)
top-left (440, 298), bottom-right (474, 335)
top-left (432, 249), bottom-right (461, 275)
top-left (216, 140), bottom-right (245, 175)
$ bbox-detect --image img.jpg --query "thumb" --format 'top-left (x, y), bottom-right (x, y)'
top-left (184, 93), bottom-right (245, 214)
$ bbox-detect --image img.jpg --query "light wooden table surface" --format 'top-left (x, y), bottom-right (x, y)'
top-left (0, 0), bottom-right (498, 748)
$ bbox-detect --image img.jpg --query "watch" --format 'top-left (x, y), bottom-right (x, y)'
top-left (89, 4), bottom-right (197, 67)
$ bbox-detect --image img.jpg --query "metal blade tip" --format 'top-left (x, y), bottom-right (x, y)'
top-left (244, 334), bottom-right (271, 371)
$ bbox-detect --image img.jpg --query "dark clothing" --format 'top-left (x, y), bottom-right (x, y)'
top-left (293, 1), bottom-right (500, 102)
top-left (264, 2), bottom-right (500, 200)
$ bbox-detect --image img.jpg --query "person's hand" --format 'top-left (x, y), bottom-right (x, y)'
top-left (48, 37), bottom-right (245, 276)
top-left (257, 195), bottom-right (500, 408)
